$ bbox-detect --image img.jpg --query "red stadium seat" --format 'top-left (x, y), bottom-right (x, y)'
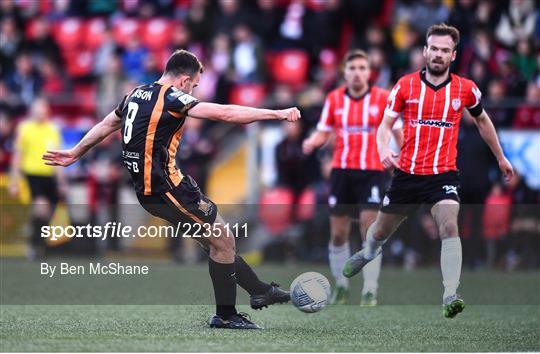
top-left (112, 17), bottom-right (140, 46)
top-left (141, 18), bottom-right (173, 50)
top-left (296, 187), bottom-right (316, 221)
top-left (84, 18), bottom-right (107, 50)
top-left (53, 18), bottom-right (83, 50)
top-left (229, 84), bottom-right (266, 107)
top-left (65, 50), bottom-right (94, 77)
top-left (268, 50), bottom-right (309, 87)
top-left (259, 187), bottom-right (295, 235)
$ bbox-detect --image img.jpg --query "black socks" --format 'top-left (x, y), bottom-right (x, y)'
top-left (234, 255), bottom-right (272, 295)
top-left (208, 258), bottom-right (237, 318)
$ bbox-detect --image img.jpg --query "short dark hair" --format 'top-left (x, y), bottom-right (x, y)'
top-left (426, 23), bottom-right (460, 50)
top-left (164, 49), bottom-right (203, 78)
top-left (343, 49), bottom-right (369, 65)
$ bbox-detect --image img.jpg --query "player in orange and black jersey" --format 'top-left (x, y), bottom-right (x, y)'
top-left (43, 49), bottom-right (301, 329)
top-left (114, 80), bottom-right (202, 196)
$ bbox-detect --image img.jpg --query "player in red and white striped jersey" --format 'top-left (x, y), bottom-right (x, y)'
top-left (343, 24), bottom-right (514, 318)
top-left (303, 50), bottom-right (402, 305)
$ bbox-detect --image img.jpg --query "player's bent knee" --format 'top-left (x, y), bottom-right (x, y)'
top-left (330, 216), bottom-right (350, 245)
top-left (208, 229), bottom-right (236, 254)
top-left (367, 222), bottom-right (386, 241)
top-left (439, 221), bottom-right (459, 239)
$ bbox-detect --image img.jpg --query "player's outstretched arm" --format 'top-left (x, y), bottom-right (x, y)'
top-left (302, 130), bottom-right (330, 155)
top-left (472, 109), bottom-right (514, 181)
top-left (377, 114), bottom-right (400, 170)
top-left (42, 111), bottom-right (121, 167)
top-left (188, 102), bottom-right (301, 124)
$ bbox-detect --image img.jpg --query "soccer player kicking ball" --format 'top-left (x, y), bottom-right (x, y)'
top-left (43, 49), bottom-right (299, 329)
top-left (342, 24), bottom-right (514, 318)
top-left (303, 50), bottom-right (402, 305)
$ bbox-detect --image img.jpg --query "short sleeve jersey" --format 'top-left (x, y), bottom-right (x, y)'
top-left (384, 70), bottom-right (483, 175)
top-left (316, 86), bottom-right (389, 171)
top-left (115, 82), bottom-right (199, 195)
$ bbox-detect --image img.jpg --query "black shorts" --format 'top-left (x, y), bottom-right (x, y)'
top-left (381, 169), bottom-right (460, 216)
top-left (25, 174), bottom-right (59, 204)
top-left (137, 175), bottom-right (218, 228)
top-left (329, 169), bottom-right (386, 216)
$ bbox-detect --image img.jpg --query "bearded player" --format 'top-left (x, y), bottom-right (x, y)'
top-left (43, 50), bottom-right (298, 329)
top-left (343, 24), bottom-right (514, 318)
top-left (303, 50), bottom-right (402, 305)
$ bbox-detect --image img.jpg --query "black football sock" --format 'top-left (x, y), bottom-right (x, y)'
top-left (235, 255), bottom-right (271, 295)
top-left (208, 257), bottom-right (237, 319)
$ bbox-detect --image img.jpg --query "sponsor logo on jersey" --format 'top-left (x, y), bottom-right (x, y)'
top-left (442, 185), bottom-right (458, 195)
top-left (178, 93), bottom-right (197, 106)
top-left (410, 119), bottom-right (453, 128)
top-left (122, 151), bottom-right (140, 159)
top-left (169, 89), bottom-right (182, 98)
top-left (341, 126), bottom-right (375, 134)
top-left (169, 90), bottom-right (197, 105)
top-left (406, 98), bottom-right (420, 104)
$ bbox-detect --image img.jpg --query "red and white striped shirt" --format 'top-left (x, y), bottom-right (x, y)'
top-left (384, 70), bottom-right (482, 175)
top-left (317, 86), bottom-right (389, 170)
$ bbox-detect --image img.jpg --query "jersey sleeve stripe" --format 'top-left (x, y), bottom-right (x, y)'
top-left (384, 108), bottom-right (400, 118)
top-left (316, 122), bottom-right (333, 131)
top-left (167, 110), bottom-right (183, 118)
top-left (317, 97), bottom-right (331, 131)
top-left (143, 85), bottom-right (168, 195)
top-left (384, 84), bottom-right (401, 118)
top-left (467, 86), bottom-right (482, 108)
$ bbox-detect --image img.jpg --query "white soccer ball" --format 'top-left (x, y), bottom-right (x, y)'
top-left (290, 272), bottom-right (331, 313)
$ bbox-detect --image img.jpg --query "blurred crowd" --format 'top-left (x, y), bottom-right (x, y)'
top-left (0, 0), bottom-right (538, 268)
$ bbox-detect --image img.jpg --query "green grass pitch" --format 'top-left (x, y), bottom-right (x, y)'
top-left (0, 259), bottom-right (538, 352)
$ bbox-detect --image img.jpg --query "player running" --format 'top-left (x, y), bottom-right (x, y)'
top-left (303, 50), bottom-right (402, 305)
top-left (43, 49), bottom-right (299, 329)
top-left (342, 24), bottom-right (514, 318)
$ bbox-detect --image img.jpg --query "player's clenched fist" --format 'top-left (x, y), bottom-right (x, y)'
top-left (279, 107), bottom-right (301, 122)
top-left (379, 147), bottom-right (399, 170)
